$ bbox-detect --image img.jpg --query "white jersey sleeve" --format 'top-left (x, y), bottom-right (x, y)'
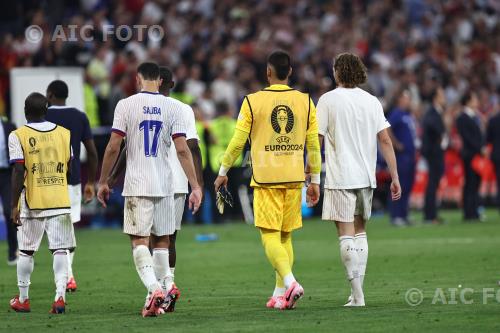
top-left (184, 105), bottom-right (199, 141)
top-left (169, 100), bottom-right (198, 194)
top-left (8, 132), bottom-right (24, 163)
top-left (112, 100), bottom-right (127, 137)
top-left (169, 105), bottom-right (187, 139)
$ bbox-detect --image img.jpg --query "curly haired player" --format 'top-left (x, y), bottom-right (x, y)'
top-left (317, 53), bottom-right (401, 306)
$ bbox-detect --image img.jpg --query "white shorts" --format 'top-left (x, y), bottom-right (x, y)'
top-left (68, 184), bottom-right (82, 223)
top-left (174, 193), bottom-right (186, 230)
top-left (123, 196), bottom-right (175, 237)
top-left (17, 214), bottom-right (76, 251)
top-left (322, 188), bottom-right (373, 222)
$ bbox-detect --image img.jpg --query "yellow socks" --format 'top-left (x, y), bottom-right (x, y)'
top-left (260, 228), bottom-right (296, 290)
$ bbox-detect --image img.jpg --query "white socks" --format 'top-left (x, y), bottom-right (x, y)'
top-left (53, 250), bottom-right (68, 301)
top-left (17, 253), bottom-right (34, 302)
top-left (152, 248), bottom-right (173, 292)
top-left (67, 251), bottom-right (75, 279)
top-left (339, 236), bottom-right (364, 303)
top-left (133, 245), bottom-right (161, 293)
top-left (354, 232), bottom-right (368, 288)
top-left (170, 267), bottom-right (175, 281)
top-left (283, 273), bottom-right (296, 289)
top-left (273, 287), bottom-right (286, 297)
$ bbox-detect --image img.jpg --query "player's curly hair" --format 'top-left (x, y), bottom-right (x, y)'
top-left (333, 53), bottom-right (367, 88)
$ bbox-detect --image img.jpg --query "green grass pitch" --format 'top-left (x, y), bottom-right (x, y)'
top-left (0, 210), bottom-right (499, 332)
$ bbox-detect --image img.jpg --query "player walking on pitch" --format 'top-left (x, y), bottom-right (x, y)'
top-left (45, 80), bottom-right (99, 292)
top-left (9, 93), bottom-right (74, 314)
top-left (316, 53), bottom-right (401, 306)
top-left (215, 51), bottom-right (322, 310)
top-left (109, 66), bottom-right (204, 312)
top-left (97, 62), bottom-right (202, 317)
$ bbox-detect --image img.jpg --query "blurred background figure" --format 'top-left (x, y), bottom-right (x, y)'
top-left (487, 111), bottom-right (500, 212)
top-left (387, 90), bottom-right (416, 226)
top-left (456, 92), bottom-right (484, 222)
top-left (207, 102), bottom-right (243, 221)
top-left (0, 116), bottom-right (17, 265)
top-left (421, 87), bottom-right (447, 224)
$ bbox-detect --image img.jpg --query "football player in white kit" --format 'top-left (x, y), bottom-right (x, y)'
top-left (317, 53), bottom-right (401, 307)
top-left (97, 62), bottom-right (202, 317)
top-left (109, 66), bottom-right (204, 312)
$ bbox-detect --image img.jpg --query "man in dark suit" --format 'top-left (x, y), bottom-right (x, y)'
top-left (457, 92), bottom-right (483, 221)
top-left (0, 117), bottom-right (17, 265)
top-left (487, 111), bottom-right (500, 211)
top-left (421, 87), bottom-right (447, 224)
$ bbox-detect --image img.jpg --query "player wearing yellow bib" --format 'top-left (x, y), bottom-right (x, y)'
top-left (8, 93), bottom-right (74, 314)
top-left (214, 51), bottom-right (322, 310)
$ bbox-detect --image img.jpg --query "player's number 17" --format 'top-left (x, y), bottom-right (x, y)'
top-left (139, 120), bottom-right (163, 157)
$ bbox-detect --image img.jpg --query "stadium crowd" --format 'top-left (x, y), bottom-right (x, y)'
top-left (0, 0), bottom-right (500, 224)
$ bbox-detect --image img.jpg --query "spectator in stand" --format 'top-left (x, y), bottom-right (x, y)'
top-left (107, 72), bottom-right (129, 124)
top-left (456, 92), bottom-right (484, 221)
top-left (387, 90), bottom-right (417, 226)
top-left (421, 87), bottom-right (447, 224)
top-left (487, 111), bottom-right (500, 211)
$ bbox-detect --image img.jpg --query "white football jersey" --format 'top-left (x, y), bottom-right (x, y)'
top-left (112, 91), bottom-right (186, 197)
top-left (167, 98), bottom-right (199, 194)
top-left (317, 87), bottom-right (390, 190)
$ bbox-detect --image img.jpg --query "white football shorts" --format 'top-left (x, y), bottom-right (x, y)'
top-left (322, 188), bottom-right (373, 222)
top-left (123, 196), bottom-right (175, 237)
top-left (17, 213), bottom-right (76, 251)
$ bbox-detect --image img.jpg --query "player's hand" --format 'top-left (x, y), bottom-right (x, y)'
top-left (11, 207), bottom-right (21, 227)
top-left (97, 182), bottom-right (111, 208)
top-left (214, 175), bottom-right (228, 192)
top-left (304, 172), bottom-right (311, 184)
top-left (390, 178), bottom-right (402, 201)
top-left (306, 183), bottom-right (320, 207)
top-left (83, 182), bottom-right (95, 203)
top-left (189, 186), bottom-right (203, 214)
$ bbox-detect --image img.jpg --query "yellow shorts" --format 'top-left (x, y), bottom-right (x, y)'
top-left (253, 187), bottom-right (302, 232)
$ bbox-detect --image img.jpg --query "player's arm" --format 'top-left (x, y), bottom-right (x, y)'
top-left (174, 136), bottom-right (202, 213)
top-left (219, 130), bottom-right (249, 173)
top-left (98, 100), bottom-right (126, 207)
top-left (67, 155), bottom-right (72, 184)
top-left (97, 132), bottom-right (123, 207)
top-left (214, 97), bottom-right (251, 191)
top-left (10, 164), bottom-right (24, 226)
top-left (8, 133), bottom-right (24, 226)
top-left (81, 113), bottom-right (98, 202)
top-left (185, 106), bottom-right (204, 188)
top-left (187, 139), bottom-right (204, 188)
top-left (83, 138), bottom-right (98, 202)
top-left (378, 128), bottom-right (401, 201)
top-left (305, 98), bottom-right (321, 206)
top-left (108, 146), bottom-right (126, 188)
top-left (387, 128), bottom-right (404, 152)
